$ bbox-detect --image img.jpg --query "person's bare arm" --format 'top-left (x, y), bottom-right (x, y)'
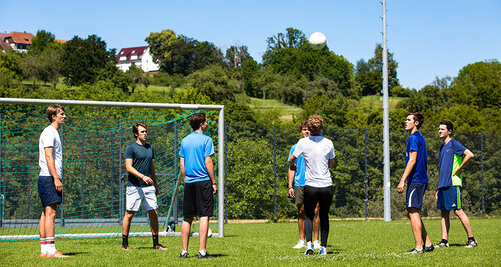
top-left (329, 158), bottom-right (335, 169)
top-left (289, 154), bottom-right (297, 171)
top-left (125, 158), bottom-right (154, 185)
top-left (205, 156), bottom-right (217, 194)
top-left (288, 167), bottom-right (295, 198)
top-left (453, 149), bottom-right (475, 176)
top-left (44, 147), bottom-right (62, 192)
top-left (397, 151), bottom-right (417, 193)
top-left (180, 157), bottom-right (186, 182)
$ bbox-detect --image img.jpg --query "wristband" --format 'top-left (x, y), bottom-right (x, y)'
top-left (212, 183), bottom-right (217, 185)
top-left (141, 175), bottom-right (145, 180)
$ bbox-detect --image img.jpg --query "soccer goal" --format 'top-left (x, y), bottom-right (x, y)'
top-left (0, 98), bottom-right (225, 241)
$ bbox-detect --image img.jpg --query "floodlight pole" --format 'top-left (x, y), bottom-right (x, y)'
top-left (382, 0), bottom-right (391, 221)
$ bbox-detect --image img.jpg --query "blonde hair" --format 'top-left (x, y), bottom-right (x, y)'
top-left (308, 114), bottom-right (323, 135)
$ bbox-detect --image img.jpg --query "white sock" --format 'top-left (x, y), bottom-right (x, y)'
top-left (46, 237), bottom-right (56, 255)
top-left (40, 238), bottom-right (47, 254)
top-left (181, 250), bottom-right (188, 255)
top-left (199, 250), bottom-right (207, 256)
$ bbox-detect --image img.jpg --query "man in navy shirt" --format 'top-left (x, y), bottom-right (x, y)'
top-left (397, 112), bottom-right (433, 254)
top-left (179, 113), bottom-right (217, 259)
top-left (435, 120), bottom-right (477, 248)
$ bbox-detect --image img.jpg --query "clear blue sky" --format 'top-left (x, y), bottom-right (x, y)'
top-left (1, 0), bottom-right (500, 90)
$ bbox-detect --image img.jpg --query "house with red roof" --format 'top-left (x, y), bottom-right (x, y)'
top-left (116, 46), bottom-right (159, 73)
top-left (2, 31), bottom-right (34, 52)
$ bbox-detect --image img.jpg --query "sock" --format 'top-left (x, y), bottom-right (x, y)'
top-left (40, 238), bottom-right (47, 254)
top-left (468, 236), bottom-right (475, 241)
top-left (122, 235), bottom-right (129, 248)
top-left (181, 250), bottom-right (188, 255)
top-left (46, 237), bottom-right (56, 255)
top-left (152, 234), bottom-right (159, 246)
top-left (441, 239), bottom-right (448, 244)
top-left (199, 250), bottom-right (207, 256)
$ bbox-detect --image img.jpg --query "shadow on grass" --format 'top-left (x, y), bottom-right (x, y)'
top-left (65, 252), bottom-right (89, 256)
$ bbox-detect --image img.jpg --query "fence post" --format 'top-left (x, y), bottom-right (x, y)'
top-left (224, 123), bottom-right (228, 224)
top-left (364, 129), bottom-right (369, 221)
top-left (173, 120), bottom-right (178, 226)
top-left (273, 124), bottom-right (277, 219)
top-left (481, 132), bottom-right (485, 217)
top-left (60, 125), bottom-right (64, 227)
top-left (119, 119), bottom-right (123, 224)
top-left (0, 113), bottom-right (2, 228)
top-left (27, 137), bottom-right (31, 219)
top-left (81, 133), bottom-right (85, 218)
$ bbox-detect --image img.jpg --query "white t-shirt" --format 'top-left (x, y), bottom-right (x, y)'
top-left (39, 125), bottom-right (63, 179)
top-left (292, 135), bottom-right (335, 187)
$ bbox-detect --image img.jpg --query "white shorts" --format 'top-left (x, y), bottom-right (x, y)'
top-left (126, 185), bottom-right (158, 212)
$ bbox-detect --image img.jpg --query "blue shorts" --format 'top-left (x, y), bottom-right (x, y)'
top-left (437, 186), bottom-right (462, 210)
top-left (406, 182), bottom-right (427, 210)
top-left (38, 176), bottom-right (62, 207)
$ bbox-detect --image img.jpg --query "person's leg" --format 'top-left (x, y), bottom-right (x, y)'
top-left (122, 210), bottom-right (135, 249)
top-left (407, 208), bottom-right (423, 250)
top-left (454, 209), bottom-right (473, 238)
top-left (39, 211), bottom-right (47, 256)
top-left (303, 187), bottom-right (317, 243)
top-left (313, 203), bottom-right (320, 242)
top-left (420, 218), bottom-right (432, 247)
top-left (297, 204), bottom-right (305, 241)
top-left (181, 216), bottom-right (194, 251)
top-left (199, 216), bottom-right (209, 251)
top-left (441, 210), bottom-right (450, 240)
top-left (44, 204), bottom-right (58, 255)
top-left (148, 209), bottom-right (165, 248)
top-left (318, 187), bottom-right (333, 248)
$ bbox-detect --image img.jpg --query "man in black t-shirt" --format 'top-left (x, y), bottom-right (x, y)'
top-left (121, 123), bottom-right (165, 251)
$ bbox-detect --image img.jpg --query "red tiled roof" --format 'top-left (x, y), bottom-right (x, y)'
top-left (4, 32), bottom-right (34, 45)
top-left (54, 39), bottom-right (68, 44)
top-left (116, 46), bottom-right (148, 62)
top-left (0, 33), bottom-right (8, 42)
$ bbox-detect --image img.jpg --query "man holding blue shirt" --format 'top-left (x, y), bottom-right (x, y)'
top-left (288, 120), bottom-right (320, 249)
top-left (397, 112), bottom-right (434, 254)
top-left (435, 120), bottom-right (477, 248)
top-left (179, 113), bottom-right (217, 259)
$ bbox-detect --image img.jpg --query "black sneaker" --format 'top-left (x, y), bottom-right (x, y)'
top-left (434, 241), bottom-right (449, 248)
top-left (179, 252), bottom-right (189, 258)
top-left (465, 239), bottom-right (478, 248)
top-left (198, 251), bottom-right (215, 259)
top-left (424, 245), bottom-right (434, 252)
top-left (404, 248), bottom-right (423, 254)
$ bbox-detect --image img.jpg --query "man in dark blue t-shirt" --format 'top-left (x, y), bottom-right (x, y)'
top-left (121, 123), bottom-right (165, 251)
top-left (397, 112), bottom-right (433, 254)
top-left (435, 120), bottom-right (477, 248)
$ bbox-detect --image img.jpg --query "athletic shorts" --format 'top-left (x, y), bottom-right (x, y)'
top-left (293, 186), bottom-right (305, 205)
top-left (183, 180), bottom-right (214, 217)
top-left (126, 184), bottom-right (158, 212)
top-left (406, 182), bottom-right (427, 210)
top-left (38, 176), bottom-right (62, 207)
top-left (437, 186), bottom-right (462, 210)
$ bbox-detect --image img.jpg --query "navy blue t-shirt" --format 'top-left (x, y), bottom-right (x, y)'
top-left (406, 131), bottom-right (428, 183)
top-left (124, 142), bottom-right (154, 187)
top-left (438, 139), bottom-right (466, 188)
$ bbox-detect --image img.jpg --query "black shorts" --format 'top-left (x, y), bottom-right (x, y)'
top-left (38, 176), bottom-right (62, 207)
top-left (183, 180), bottom-right (214, 217)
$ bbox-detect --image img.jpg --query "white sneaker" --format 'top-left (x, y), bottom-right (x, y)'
top-left (313, 240), bottom-right (321, 250)
top-left (293, 240), bottom-right (306, 249)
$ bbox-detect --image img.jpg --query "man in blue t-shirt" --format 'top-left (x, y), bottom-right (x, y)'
top-left (397, 112), bottom-right (433, 254)
top-left (179, 113), bottom-right (217, 259)
top-left (287, 121), bottom-right (320, 249)
top-left (435, 120), bottom-right (477, 248)
top-left (122, 123), bottom-right (165, 251)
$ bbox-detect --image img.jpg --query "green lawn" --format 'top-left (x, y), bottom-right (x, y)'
top-left (249, 97), bottom-right (303, 121)
top-left (1, 218), bottom-right (499, 266)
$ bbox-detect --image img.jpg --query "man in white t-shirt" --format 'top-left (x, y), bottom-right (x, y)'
top-left (289, 114), bottom-right (335, 256)
top-left (38, 104), bottom-right (69, 258)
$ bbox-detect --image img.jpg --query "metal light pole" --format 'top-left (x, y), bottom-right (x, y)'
top-left (382, 0), bottom-right (391, 221)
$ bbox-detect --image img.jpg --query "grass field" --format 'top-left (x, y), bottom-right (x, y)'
top-left (1, 218), bottom-right (499, 266)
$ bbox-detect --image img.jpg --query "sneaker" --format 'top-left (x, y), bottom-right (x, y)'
top-left (319, 247), bottom-right (327, 255)
top-left (304, 243), bottom-right (314, 255)
top-left (424, 245), bottom-right (434, 252)
top-left (434, 241), bottom-right (449, 248)
top-left (293, 240), bottom-right (306, 249)
top-left (121, 246), bottom-right (130, 251)
top-left (39, 252), bottom-right (47, 258)
top-left (313, 240), bottom-right (321, 250)
top-left (404, 248), bottom-right (423, 254)
top-left (153, 244), bottom-right (167, 250)
top-left (179, 252), bottom-right (189, 258)
top-left (46, 251), bottom-right (69, 258)
top-left (198, 251), bottom-right (215, 259)
top-left (465, 239), bottom-right (478, 248)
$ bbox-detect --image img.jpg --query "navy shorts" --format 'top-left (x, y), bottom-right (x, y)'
top-left (437, 186), bottom-right (462, 210)
top-left (406, 182), bottom-right (427, 210)
top-left (183, 180), bottom-right (214, 217)
top-left (38, 176), bottom-right (62, 207)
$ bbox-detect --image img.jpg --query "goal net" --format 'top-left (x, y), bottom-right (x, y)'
top-left (0, 98), bottom-right (225, 241)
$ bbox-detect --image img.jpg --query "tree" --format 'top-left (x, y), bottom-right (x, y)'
top-left (62, 35), bottom-right (115, 86)
top-left (126, 63), bottom-right (150, 93)
top-left (355, 44), bottom-right (399, 96)
top-left (224, 45), bottom-right (252, 71)
top-left (29, 30), bottom-right (56, 54)
top-left (185, 64), bottom-right (238, 102)
top-left (265, 27), bottom-right (307, 52)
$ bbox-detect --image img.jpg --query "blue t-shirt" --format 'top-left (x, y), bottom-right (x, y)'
top-left (124, 142), bottom-right (154, 187)
top-left (438, 139), bottom-right (466, 188)
top-left (405, 131), bottom-right (428, 183)
top-left (288, 144), bottom-right (305, 187)
top-left (179, 132), bottom-right (215, 183)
